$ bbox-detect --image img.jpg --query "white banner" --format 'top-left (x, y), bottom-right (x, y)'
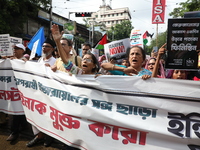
top-left (1, 59), bottom-right (200, 150)
top-left (0, 59), bottom-right (24, 114)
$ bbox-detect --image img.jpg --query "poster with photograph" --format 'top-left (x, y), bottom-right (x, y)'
top-left (166, 18), bottom-right (200, 70)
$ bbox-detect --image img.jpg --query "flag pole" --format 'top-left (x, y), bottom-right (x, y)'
top-left (156, 23), bottom-right (158, 47)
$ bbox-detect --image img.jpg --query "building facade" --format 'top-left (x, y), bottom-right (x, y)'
top-left (87, 3), bottom-right (131, 30)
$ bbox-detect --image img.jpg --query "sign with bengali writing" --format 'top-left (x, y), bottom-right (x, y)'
top-left (0, 59), bottom-right (24, 114)
top-left (1, 59), bottom-right (200, 150)
top-left (166, 18), bottom-right (200, 70)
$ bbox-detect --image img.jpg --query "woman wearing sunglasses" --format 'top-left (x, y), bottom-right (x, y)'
top-left (51, 24), bottom-right (99, 75)
top-left (145, 57), bottom-right (165, 78)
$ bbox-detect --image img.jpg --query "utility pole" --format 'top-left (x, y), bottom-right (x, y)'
top-left (49, 0), bottom-right (53, 34)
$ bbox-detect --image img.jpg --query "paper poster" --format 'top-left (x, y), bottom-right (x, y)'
top-left (104, 38), bottom-right (130, 61)
top-left (130, 29), bottom-right (143, 48)
top-left (0, 34), bottom-right (12, 56)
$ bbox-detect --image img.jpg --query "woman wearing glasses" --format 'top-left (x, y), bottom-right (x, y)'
top-left (144, 57), bottom-right (165, 78)
top-left (51, 24), bottom-right (99, 75)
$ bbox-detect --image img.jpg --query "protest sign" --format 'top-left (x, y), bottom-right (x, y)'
top-left (0, 34), bottom-right (12, 56)
top-left (166, 18), bottom-right (200, 70)
top-left (104, 38), bottom-right (130, 62)
top-left (91, 48), bottom-right (99, 60)
top-left (1, 59), bottom-right (199, 150)
top-left (152, 0), bottom-right (166, 24)
top-left (0, 34), bottom-right (23, 57)
top-left (62, 34), bottom-right (74, 41)
top-left (130, 29), bottom-right (143, 48)
top-left (10, 36), bottom-right (22, 45)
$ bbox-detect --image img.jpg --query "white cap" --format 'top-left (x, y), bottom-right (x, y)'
top-left (15, 44), bottom-right (26, 51)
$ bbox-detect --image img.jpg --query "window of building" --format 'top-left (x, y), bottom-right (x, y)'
top-left (121, 13), bottom-right (123, 16)
top-left (112, 21), bottom-right (114, 23)
top-left (116, 20), bottom-right (118, 23)
top-left (95, 15), bottom-right (98, 18)
top-left (108, 21), bottom-right (110, 24)
top-left (116, 13), bottom-right (118, 16)
top-left (108, 14), bottom-right (110, 17)
top-left (112, 14), bottom-right (114, 17)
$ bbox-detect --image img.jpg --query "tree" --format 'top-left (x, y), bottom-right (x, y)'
top-left (0, 0), bottom-right (50, 35)
top-left (107, 20), bottom-right (133, 41)
top-left (169, 0), bottom-right (200, 18)
top-left (146, 31), bottom-right (167, 55)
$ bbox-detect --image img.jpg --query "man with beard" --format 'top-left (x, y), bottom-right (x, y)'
top-left (38, 38), bottom-right (56, 66)
top-left (26, 38), bottom-right (56, 148)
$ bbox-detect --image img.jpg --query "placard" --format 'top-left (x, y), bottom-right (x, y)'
top-left (166, 18), bottom-right (200, 70)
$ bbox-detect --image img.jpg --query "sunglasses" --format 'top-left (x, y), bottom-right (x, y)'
top-left (14, 47), bottom-right (22, 50)
top-left (82, 58), bottom-right (93, 63)
top-left (148, 63), bottom-right (155, 66)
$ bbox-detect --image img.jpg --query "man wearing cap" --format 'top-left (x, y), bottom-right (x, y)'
top-left (38, 37), bottom-right (56, 67)
top-left (6, 43), bottom-right (28, 141)
top-left (26, 38), bottom-right (56, 148)
top-left (12, 43), bottom-right (27, 60)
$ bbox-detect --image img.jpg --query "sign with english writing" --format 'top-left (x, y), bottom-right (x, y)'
top-left (166, 18), bottom-right (200, 70)
top-left (152, 0), bottom-right (166, 24)
top-left (104, 38), bottom-right (130, 61)
top-left (10, 36), bottom-right (22, 45)
top-left (130, 29), bottom-right (143, 48)
top-left (0, 34), bottom-right (12, 56)
top-left (0, 34), bottom-right (23, 56)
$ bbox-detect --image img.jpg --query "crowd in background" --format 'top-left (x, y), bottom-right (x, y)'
top-left (0, 24), bottom-right (199, 149)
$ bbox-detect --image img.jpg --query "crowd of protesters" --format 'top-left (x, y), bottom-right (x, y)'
top-left (0, 24), bottom-right (199, 149)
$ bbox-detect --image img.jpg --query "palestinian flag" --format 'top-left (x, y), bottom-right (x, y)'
top-left (143, 31), bottom-right (154, 45)
top-left (93, 34), bottom-right (107, 55)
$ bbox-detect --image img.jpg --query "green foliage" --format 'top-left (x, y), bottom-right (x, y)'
top-left (146, 31), bottom-right (167, 54)
top-left (169, 0), bottom-right (200, 18)
top-left (107, 20), bottom-right (133, 41)
top-left (0, 0), bottom-right (50, 35)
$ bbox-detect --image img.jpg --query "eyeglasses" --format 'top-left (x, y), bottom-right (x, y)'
top-left (148, 63), bottom-right (155, 66)
top-left (42, 45), bottom-right (52, 48)
top-left (82, 58), bottom-right (93, 63)
top-left (82, 49), bottom-right (89, 51)
top-left (14, 47), bottom-right (22, 50)
top-left (61, 43), bottom-right (67, 46)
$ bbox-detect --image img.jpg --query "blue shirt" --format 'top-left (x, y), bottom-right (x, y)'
top-left (109, 65), bottom-right (152, 77)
